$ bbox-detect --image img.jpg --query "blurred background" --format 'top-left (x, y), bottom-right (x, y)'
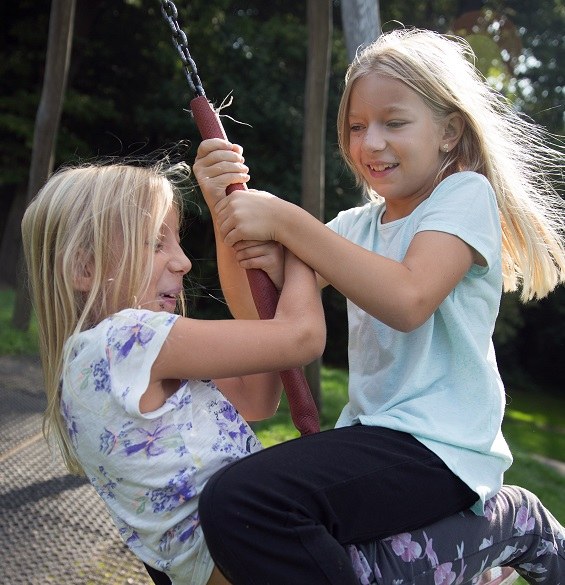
top-left (1, 0), bottom-right (563, 404)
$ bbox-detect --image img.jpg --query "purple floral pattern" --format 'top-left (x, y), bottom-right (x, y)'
top-left (60, 308), bottom-right (262, 583)
top-left (347, 485), bottom-right (564, 584)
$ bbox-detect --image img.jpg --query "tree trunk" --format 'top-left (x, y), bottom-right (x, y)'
top-left (0, 185), bottom-right (27, 287)
top-left (12, 0), bottom-right (76, 330)
top-left (340, 0), bottom-right (381, 61)
top-left (301, 0), bottom-right (333, 411)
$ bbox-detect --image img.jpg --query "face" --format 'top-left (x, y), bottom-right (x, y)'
top-left (348, 73), bottom-right (450, 220)
top-left (137, 207), bottom-right (192, 313)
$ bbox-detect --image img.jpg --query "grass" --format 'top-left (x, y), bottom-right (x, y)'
top-left (0, 287), bottom-right (39, 355)
top-left (502, 386), bottom-right (565, 522)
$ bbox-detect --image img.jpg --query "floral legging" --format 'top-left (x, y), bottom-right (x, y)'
top-left (349, 485), bottom-right (564, 584)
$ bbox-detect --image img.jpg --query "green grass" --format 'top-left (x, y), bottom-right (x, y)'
top-left (0, 287), bottom-right (39, 355)
top-left (255, 367), bottom-right (565, 526)
top-left (503, 386), bottom-right (565, 522)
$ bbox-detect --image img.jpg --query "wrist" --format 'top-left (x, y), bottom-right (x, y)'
top-left (271, 197), bottom-right (293, 245)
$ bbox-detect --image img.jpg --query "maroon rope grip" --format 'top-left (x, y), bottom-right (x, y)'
top-left (190, 95), bottom-right (320, 435)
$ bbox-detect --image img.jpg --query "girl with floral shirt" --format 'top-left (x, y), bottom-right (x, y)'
top-left (21, 161), bottom-right (325, 585)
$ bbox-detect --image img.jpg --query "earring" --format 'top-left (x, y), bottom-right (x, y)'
top-left (442, 144), bottom-right (450, 152)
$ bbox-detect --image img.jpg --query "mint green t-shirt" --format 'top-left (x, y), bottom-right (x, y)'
top-left (326, 172), bottom-right (513, 514)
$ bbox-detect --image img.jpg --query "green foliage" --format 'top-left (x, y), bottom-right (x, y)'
top-left (0, 288), bottom-right (39, 355)
top-left (2, 0), bottom-right (564, 382)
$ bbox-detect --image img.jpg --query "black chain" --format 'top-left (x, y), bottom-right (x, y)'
top-left (160, 0), bottom-right (206, 97)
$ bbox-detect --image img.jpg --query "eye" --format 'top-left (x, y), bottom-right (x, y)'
top-left (150, 235), bottom-right (165, 252)
top-left (349, 123), bottom-right (365, 133)
top-left (386, 120), bottom-right (407, 128)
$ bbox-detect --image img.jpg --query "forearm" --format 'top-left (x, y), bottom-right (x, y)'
top-left (213, 220), bottom-right (259, 320)
top-left (273, 200), bottom-right (474, 332)
top-left (193, 138), bottom-right (257, 318)
top-left (215, 371), bottom-right (283, 421)
top-left (270, 200), bottom-right (430, 331)
top-left (214, 190), bottom-right (461, 331)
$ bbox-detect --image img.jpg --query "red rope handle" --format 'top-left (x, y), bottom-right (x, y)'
top-left (190, 95), bottom-right (320, 436)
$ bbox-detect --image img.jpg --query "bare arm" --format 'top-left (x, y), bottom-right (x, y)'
top-left (193, 138), bottom-right (285, 319)
top-left (148, 250), bottom-right (325, 419)
top-left (215, 191), bottom-right (475, 332)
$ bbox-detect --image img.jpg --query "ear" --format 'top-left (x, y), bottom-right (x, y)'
top-left (72, 252), bottom-right (94, 292)
top-left (440, 112), bottom-right (465, 152)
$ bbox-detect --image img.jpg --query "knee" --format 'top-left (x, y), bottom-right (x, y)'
top-left (497, 485), bottom-right (543, 514)
top-left (494, 485), bottom-right (563, 537)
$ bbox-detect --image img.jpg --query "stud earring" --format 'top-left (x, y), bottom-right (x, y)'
top-left (442, 144), bottom-right (450, 152)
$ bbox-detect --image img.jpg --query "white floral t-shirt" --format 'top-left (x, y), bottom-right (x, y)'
top-left (61, 308), bottom-right (262, 585)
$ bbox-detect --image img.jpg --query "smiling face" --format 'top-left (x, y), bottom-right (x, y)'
top-left (348, 73), bottom-right (453, 221)
top-left (136, 207), bottom-right (192, 313)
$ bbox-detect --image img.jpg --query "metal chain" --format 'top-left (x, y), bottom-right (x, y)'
top-left (160, 0), bottom-right (206, 97)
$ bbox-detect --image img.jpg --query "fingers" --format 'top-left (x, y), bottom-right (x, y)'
top-left (195, 139), bottom-right (245, 172)
top-left (233, 241), bottom-right (285, 290)
top-left (193, 140), bottom-right (250, 204)
top-left (195, 138), bottom-right (242, 160)
top-left (214, 190), bottom-right (277, 245)
top-left (233, 240), bottom-right (281, 258)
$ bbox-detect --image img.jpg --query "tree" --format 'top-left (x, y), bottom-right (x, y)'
top-left (12, 0), bottom-right (76, 330)
top-left (301, 0), bottom-right (333, 409)
top-left (340, 0), bottom-right (381, 61)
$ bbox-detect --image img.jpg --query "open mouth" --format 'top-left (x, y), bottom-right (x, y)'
top-left (368, 162), bottom-right (398, 172)
top-left (158, 292), bottom-right (179, 310)
top-left (160, 292), bottom-right (178, 301)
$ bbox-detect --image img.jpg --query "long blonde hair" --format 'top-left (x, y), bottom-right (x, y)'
top-left (337, 28), bottom-right (565, 301)
top-left (21, 162), bottom-right (190, 474)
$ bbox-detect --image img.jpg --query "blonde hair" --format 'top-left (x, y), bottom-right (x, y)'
top-left (21, 162), bottom-right (190, 474)
top-left (337, 28), bottom-right (565, 301)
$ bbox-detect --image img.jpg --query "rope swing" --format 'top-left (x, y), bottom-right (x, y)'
top-left (160, 0), bottom-right (320, 435)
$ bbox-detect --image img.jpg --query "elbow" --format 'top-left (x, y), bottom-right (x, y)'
top-left (296, 321), bottom-right (326, 364)
top-left (245, 400), bottom-right (280, 422)
top-left (391, 312), bottom-right (426, 333)
top-left (384, 290), bottom-right (432, 333)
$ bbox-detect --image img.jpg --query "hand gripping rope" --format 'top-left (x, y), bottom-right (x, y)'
top-left (160, 1), bottom-right (320, 435)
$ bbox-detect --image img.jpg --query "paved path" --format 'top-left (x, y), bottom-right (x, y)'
top-left (0, 354), bottom-right (152, 585)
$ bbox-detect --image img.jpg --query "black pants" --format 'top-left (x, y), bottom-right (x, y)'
top-left (199, 425), bottom-right (478, 585)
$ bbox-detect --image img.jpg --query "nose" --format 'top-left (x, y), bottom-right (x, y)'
top-left (363, 123), bottom-right (386, 152)
top-left (171, 242), bottom-right (192, 275)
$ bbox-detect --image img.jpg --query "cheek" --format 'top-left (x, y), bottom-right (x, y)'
top-left (348, 138), bottom-right (362, 161)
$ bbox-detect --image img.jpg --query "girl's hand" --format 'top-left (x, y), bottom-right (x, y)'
top-left (215, 189), bottom-right (280, 245)
top-left (233, 240), bottom-right (285, 291)
top-left (193, 138), bottom-right (250, 210)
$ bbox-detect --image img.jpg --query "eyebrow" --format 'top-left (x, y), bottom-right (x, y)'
top-left (349, 104), bottom-right (411, 117)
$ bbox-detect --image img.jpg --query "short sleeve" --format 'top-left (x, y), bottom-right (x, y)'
top-left (326, 201), bottom-right (384, 237)
top-left (102, 309), bottom-right (180, 418)
top-left (416, 172), bottom-right (501, 270)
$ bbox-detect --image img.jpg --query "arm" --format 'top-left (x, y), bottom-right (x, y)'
top-left (149, 249), bottom-right (325, 419)
top-left (193, 138), bottom-right (284, 318)
top-left (215, 190), bottom-right (475, 332)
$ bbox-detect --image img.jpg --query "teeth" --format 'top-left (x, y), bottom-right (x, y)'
top-left (369, 163), bottom-right (396, 172)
